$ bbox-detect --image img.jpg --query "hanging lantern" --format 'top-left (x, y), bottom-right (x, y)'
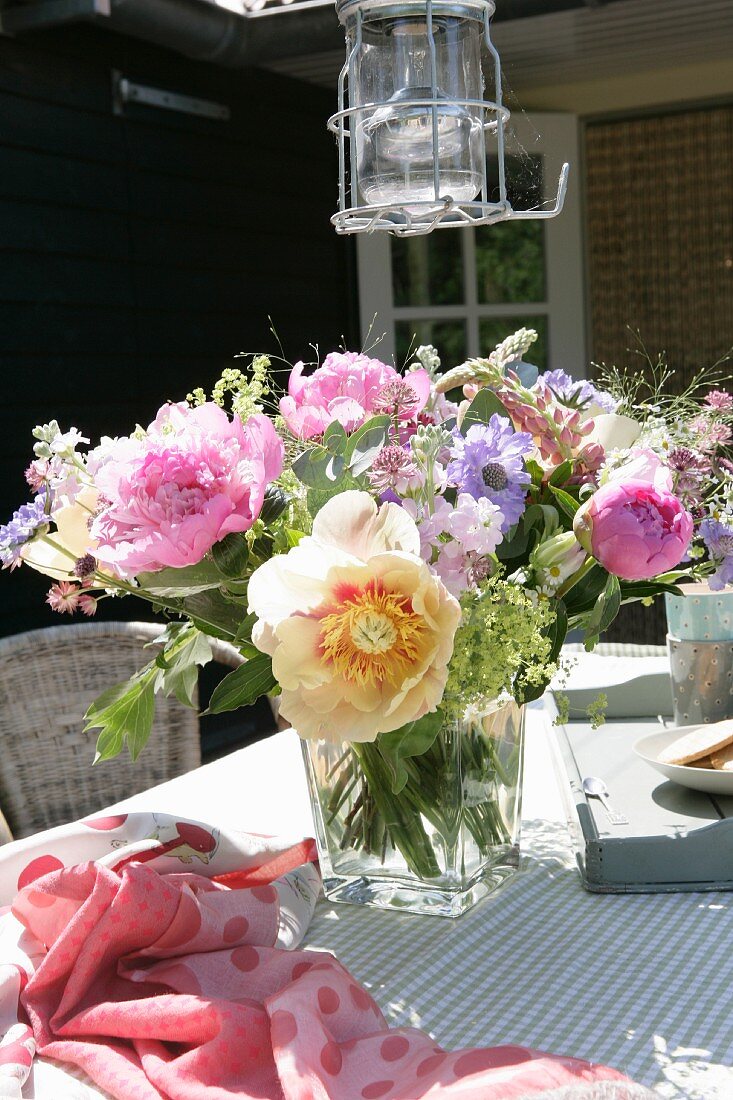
top-left (329, 0), bottom-right (569, 236)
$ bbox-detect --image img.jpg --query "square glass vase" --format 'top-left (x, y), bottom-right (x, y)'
top-left (301, 699), bottom-right (525, 918)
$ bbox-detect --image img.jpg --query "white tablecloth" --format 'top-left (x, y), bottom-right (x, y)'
top-left (9, 657), bottom-right (733, 1099)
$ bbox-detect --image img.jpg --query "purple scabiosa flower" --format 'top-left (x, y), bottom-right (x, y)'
top-left (538, 369), bottom-right (618, 414)
top-left (446, 417), bottom-right (533, 531)
top-left (700, 517), bottom-right (733, 589)
top-left (0, 492), bottom-right (49, 569)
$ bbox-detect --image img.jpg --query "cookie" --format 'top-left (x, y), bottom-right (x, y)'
top-left (686, 755), bottom-right (715, 770)
top-left (711, 743), bottom-right (733, 772)
top-left (658, 719), bottom-right (733, 765)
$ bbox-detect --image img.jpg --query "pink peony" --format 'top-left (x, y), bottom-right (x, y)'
top-left (279, 352), bottom-right (431, 440)
top-left (91, 403), bottom-right (283, 578)
top-left (573, 479), bottom-right (693, 581)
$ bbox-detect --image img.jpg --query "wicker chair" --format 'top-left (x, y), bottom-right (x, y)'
top-left (0, 621), bottom-right (244, 841)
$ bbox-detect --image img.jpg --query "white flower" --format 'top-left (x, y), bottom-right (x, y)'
top-left (446, 494), bottom-right (504, 555)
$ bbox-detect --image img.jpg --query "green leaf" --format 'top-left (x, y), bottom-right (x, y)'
top-left (182, 589), bottom-right (243, 640)
top-left (584, 572), bottom-right (621, 648)
top-left (562, 563), bottom-right (608, 617)
top-left (138, 560), bottom-right (223, 597)
top-left (206, 653), bottom-right (276, 715)
top-left (345, 416), bottom-right (392, 477)
top-left (306, 470), bottom-right (364, 518)
top-left (525, 459), bottom-right (544, 486)
top-left (496, 504), bottom-right (545, 563)
top-left (157, 628), bottom-right (213, 708)
top-left (324, 420), bottom-right (348, 455)
top-left (548, 460), bottom-right (573, 487)
top-left (376, 710), bottom-right (444, 794)
top-left (259, 487), bottom-right (289, 526)
top-left (211, 532), bottom-right (249, 579)
top-left (549, 484), bottom-right (580, 520)
top-left (292, 447), bottom-right (345, 490)
top-left (460, 388), bottom-right (512, 435)
top-left (86, 673), bottom-right (157, 763)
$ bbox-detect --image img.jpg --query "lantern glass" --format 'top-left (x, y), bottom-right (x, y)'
top-left (350, 11), bottom-right (484, 209)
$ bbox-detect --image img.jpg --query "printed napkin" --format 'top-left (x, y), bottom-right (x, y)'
top-left (0, 812), bottom-right (654, 1099)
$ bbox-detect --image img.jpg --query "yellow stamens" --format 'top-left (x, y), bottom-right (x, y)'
top-left (319, 580), bottom-right (426, 688)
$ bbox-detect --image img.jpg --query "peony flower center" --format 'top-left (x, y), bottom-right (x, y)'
top-left (319, 580), bottom-right (426, 688)
top-left (351, 610), bottom-right (398, 654)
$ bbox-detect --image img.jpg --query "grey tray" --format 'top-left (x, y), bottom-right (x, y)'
top-left (550, 673), bottom-right (733, 893)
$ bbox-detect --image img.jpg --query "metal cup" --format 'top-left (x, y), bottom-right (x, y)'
top-left (667, 634), bottom-right (733, 726)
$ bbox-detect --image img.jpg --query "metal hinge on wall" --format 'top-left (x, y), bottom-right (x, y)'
top-left (112, 71), bottom-right (231, 121)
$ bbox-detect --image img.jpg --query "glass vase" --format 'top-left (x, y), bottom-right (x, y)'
top-left (302, 698), bottom-right (525, 918)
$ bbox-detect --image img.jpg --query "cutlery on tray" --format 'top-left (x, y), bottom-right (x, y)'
top-left (581, 776), bottom-right (629, 825)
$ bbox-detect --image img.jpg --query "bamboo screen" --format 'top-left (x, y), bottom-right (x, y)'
top-left (585, 105), bottom-right (733, 643)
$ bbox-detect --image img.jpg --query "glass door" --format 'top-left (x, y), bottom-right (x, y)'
top-left (356, 112), bottom-right (586, 377)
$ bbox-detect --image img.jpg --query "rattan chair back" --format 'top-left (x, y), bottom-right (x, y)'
top-left (0, 621), bottom-right (240, 840)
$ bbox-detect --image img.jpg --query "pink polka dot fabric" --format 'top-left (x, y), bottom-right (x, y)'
top-left (0, 819), bottom-right (649, 1100)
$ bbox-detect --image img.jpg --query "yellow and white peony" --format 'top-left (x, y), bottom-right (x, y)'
top-left (248, 490), bottom-right (461, 743)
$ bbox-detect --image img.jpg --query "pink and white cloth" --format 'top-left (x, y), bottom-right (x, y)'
top-left (0, 813), bottom-right (653, 1100)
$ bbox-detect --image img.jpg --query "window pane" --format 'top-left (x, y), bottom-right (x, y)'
top-left (477, 153), bottom-right (546, 304)
top-left (392, 233), bottom-right (464, 307)
top-left (395, 320), bottom-right (467, 369)
top-left (476, 221), bottom-right (545, 304)
top-left (479, 316), bottom-right (548, 372)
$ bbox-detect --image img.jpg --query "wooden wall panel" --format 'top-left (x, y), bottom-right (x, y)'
top-left (0, 25), bottom-right (356, 636)
top-left (586, 105), bottom-right (733, 643)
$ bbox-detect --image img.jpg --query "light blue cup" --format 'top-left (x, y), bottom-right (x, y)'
top-left (665, 585), bottom-right (733, 641)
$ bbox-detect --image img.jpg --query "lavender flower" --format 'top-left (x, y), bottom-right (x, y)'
top-left (538, 369), bottom-right (618, 414)
top-left (0, 493), bottom-right (49, 569)
top-left (700, 517), bottom-right (733, 589)
top-left (447, 417), bottom-right (534, 531)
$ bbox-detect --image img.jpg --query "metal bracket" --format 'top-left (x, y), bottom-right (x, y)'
top-left (112, 71), bottom-right (231, 121)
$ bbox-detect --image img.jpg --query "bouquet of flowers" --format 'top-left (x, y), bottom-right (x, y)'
top-left (3, 330), bottom-right (731, 906)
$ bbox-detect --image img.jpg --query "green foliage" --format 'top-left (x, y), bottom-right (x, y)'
top-left (584, 573), bottom-right (622, 650)
top-left (344, 416), bottom-right (391, 477)
top-left (206, 654), bottom-right (277, 715)
top-left (138, 560), bottom-right (223, 596)
top-left (548, 485), bottom-right (580, 520)
top-left (496, 503), bottom-right (545, 565)
top-left (376, 711), bottom-right (444, 794)
top-left (443, 576), bottom-right (557, 719)
top-left (460, 388), bottom-right (512, 434)
top-left (87, 669), bottom-right (157, 764)
top-left (211, 532), bottom-right (249, 579)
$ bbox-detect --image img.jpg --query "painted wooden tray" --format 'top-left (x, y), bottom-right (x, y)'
top-left (550, 673), bottom-right (733, 894)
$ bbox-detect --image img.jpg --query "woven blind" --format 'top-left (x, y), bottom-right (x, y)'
top-left (586, 106), bottom-right (733, 643)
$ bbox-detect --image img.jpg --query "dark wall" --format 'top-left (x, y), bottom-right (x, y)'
top-left (0, 24), bottom-right (357, 636)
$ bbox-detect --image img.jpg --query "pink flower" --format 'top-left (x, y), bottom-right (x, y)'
top-left (46, 581), bottom-right (81, 614)
top-left (602, 448), bottom-right (673, 492)
top-left (573, 479), bottom-right (693, 581)
top-left (90, 403), bottom-right (283, 578)
top-left (279, 352), bottom-right (431, 440)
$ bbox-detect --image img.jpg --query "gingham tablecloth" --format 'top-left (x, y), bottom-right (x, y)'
top-left (7, 656), bottom-right (733, 1098)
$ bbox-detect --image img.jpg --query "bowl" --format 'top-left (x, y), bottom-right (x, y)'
top-left (634, 726), bottom-right (733, 796)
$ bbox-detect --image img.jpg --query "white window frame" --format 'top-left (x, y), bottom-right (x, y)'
top-left (356, 112), bottom-right (586, 377)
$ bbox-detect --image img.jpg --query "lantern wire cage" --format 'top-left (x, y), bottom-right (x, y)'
top-left (329, 0), bottom-right (569, 236)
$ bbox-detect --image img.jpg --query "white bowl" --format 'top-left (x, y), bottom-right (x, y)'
top-left (634, 727), bottom-right (733, 795)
